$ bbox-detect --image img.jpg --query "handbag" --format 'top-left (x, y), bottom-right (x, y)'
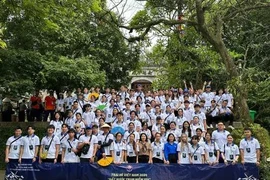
top-left (40, 136), bottom-right (55, 159)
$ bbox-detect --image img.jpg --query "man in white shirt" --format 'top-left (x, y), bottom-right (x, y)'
top-left (240, 128), bottom-right (260, 166)
top-left (5, 127), bottom-right (23, 163)
top-left (78, 126), bottom-right (98, 163)
top-left (141, 104), bottom-right (154, 129)
top-left (82, 104), bottom-right (95, 126)
top-left (57, 124), bottom-right (69, 162)
top-left (39, 125), bottom-right (60, 163)
top-left (183, 101), bottom-right (194, 122)
top-left (124, 122), bottom-right (140, 143)
top-left (64, 90), bottom-right (75, 110)
top-left (134, 84), bottom-right (145, 99)
top-left (212, 122), bottom-right (230, 162)
top-left (61, 128), bottom-right (80, 163)
top-left (119, 85), bottom-right (130, 102)
top-left (222, 88), bottom-right (234, 109)
top-left (19, 126), bottom-right (40, 163)
top-left (64, 110), bottom-right (75, 129)
top-left (202, 85), bottom-right (215, 108)
top-left (192, 104), bottom-right (207, 130)
top-left (219, 100), bottom-right (234, 128)
top-left (72, 101), bottom-right (83, 119)
top-left (112, 112), bottom-right (127, 130)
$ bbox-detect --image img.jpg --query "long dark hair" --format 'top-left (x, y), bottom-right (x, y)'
top-left (182, 121), bottom-right (192, 138)
top-left (129, 133), bottom-right (137, 153)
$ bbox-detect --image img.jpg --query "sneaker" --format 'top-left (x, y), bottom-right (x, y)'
top-left (228, 125), bottom-right (235, 130)
top-left (210, 124), bottom-right (213, 128)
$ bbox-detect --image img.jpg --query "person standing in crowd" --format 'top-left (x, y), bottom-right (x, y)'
top-left (137, 133), bottom-right (152, 163)
top-left (74, 124), bottom-right (83, 139)
top-left (64, 90), bottom-right (75, 111)
top-left (61, 128), bottom-right (80, 163)
top-left (98, 124), bottom-right (114, 159)
top-left (77, 93), bottom-right (86, 112)
top-left (111, 132), bottom-right (126, 164)
top-left (222, 88), bottom-right (234, 109)
top-left (44, 90), bottom-right (56, 122)
top-left (50, 112), bottom-right (63, 136)
top-left (18, 100), bottom-right (27, 122)
top-left (202, 85), bottom-right (215, 108)
top-left (221, 134), bottom-right (240, 165)
top-left (57, 124), bottom-right (69, 162)
top-left (141, 103), bottom-right (154, 129)
top-left (177, 133), bottom-right (191, 164)
top-left (19, 126), bottom-right (40, 163)
top-left (204, 132), bottom-right (220, 165)
top-left (125, 133), bottom-right (138, 163)
top-left (124, 122), bottom-right (140, 143)
top-left (151, 133), bottom-right (164, 163)
top-left (195, 128), bottom-right (205, 146)
top-left (190, 116), bottom-right (205, 136)
top-left (192, 104), bottom-right (207, 130)
top-left (39, 125), bottom-right (60, 163)
top-left (212, 122), bottom-right (230, 149)
top-left (240, 128), bottom-right (260, 166)
top-left (82, 104), bottom-right (95, 126)
top-left (141, 122), bottom-right (152, 141)
top-left (30, 90), bottom-right (42, 121)
top-left (218, 100), bottom-right (234, 129)
top-left (215, 89), bottom-right (224, 107)
top-left (135, 84), bottom-right (145, 99)
top-left (181, 121), bottom-right (192, 141)
top-left (112, 112), bottom-right (127, 130)
top-left (5, 127), bottom-right (23, 163)
top-left (206, 100), bottom-right (219, 128)
top-left (189, 135), bottom-right (205, 164)
top-left (56, 93), bottom-right (65, 119)
top-left (78, 126), bottom-right (98, 163)
top-left (167, 122), bottom-right (181, 142)
top-left (175, 109), bottom-right (187, 130)
top-left (74, 113), bottom-right (85, 131)
top-left (64, 110), bottom-right (75, 128)
top-left (72, 101), bottom-right (83, 119)
top-left (164, 133), bottom-right (178, 164)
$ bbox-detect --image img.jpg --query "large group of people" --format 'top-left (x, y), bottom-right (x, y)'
top-left (4, 83), bottom-right (261, 166)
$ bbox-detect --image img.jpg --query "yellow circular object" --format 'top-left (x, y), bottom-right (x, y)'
top-left (40, 151), bottom-right (48, 159)
top-left (97, 157), bottom-right (113, 167)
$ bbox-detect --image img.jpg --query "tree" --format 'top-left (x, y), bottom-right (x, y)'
top-left (112, 0), bottom-right (270, 123)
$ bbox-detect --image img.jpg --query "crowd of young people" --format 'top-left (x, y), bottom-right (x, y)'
top-left (5, 84), bottom-right (260, 166)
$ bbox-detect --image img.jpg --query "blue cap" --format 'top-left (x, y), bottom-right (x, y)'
top-left (85, 125), bottom-right (92, 130)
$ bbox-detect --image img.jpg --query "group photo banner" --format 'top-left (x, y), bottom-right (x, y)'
top-left (5, 162), bottom-right (259, 180)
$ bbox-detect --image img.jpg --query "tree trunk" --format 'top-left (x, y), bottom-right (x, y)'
top-left (215, 40), bottom-right (251, 124)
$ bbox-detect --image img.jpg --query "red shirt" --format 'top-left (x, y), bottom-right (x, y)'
top-left (30, 96), bottom-right (42, 109)
top-left (45, 96), bottom-right (56, 110)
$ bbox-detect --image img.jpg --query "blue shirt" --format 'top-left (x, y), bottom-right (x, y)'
top-left (164, 142), bottom-right (178, 161)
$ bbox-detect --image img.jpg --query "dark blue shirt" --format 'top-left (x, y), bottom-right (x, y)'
top-left (164, 142), bottom-right (178, 161)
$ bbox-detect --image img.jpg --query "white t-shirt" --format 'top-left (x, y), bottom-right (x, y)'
top-left (50, 120), bottom-right (63, 136)
top-left (98, 133), bottom-right (114, 155)
top-left (203, 141), bottom-right (219, 163)
top-left (123, 131), bottom-right (139, 143)
top-left (183, 108), bottom-right (194, 122)
top-left (151, 141), bottom-right (164, 160)
top-left (57, 132), bottom-right (69, 154)
top-left (174, 116), bottom-right (187, 129)
top-left (65, 117), bottom-right (75, 129)
top-left (221, 143), bottom-right (240, 161)
top-left (189, 145), bottom-right (205, 164)
top-left (161, 112), bottom-right (175, 124)
top-left (110, 141), bottom-right (126, 163)
top-left (6, 136), bottom-right (23, 159)
top-left (79, 135), bottom-right (98, 158)
top-left (190, 123), bottom-right (205, 136)
top-left (112, 121), bottom-right (127, 131)
top-left (56, 99), bottom-right (65, 112)
top-left (177, 143), bottom-right (191, 164)
top-left (126, 142), bottom-right (139, 157)
top-left (239, 138), bottom-right (260, 163)
top-left (212, 130), bottom-right (230, 149)
top-left (41, 135), bottom-right (60, 159)
top-left (82, 111), bottom-right (96, 126)
top-left (202, 92), bottom-right (215, 107)
top-left (222, 93), bottom-right (233, 108)
top-left (192, 111), bottom-right (206, 125)
top-left (21, 135), bottom-right (40, 159)
top-left (61, 138), bottom-right (80, 163)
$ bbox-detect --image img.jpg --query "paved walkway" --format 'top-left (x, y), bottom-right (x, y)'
top-left (0, 170), bottom-right (5, 179)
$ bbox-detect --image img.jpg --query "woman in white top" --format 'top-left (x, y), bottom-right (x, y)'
top-left (160, 126), bottom-right (167, 144)
top-left (190, 116), bottom-right (205, 136)
top-left (111, 132), bottom-right (126, 164)
top-left (221, 134), bottom-right (240, 165)
top-left (180, 121), bottom-right (192, 142)
top-left (175, 109), bottom-right (187, 130)
top-left (151, 132), bottom-right (164, 163)
top-left (61, 128), bottom-right (80, 163)
top-left (74, 113), bottom-right (86, 131)
top-left (50, 112), bottom-right (63, 136)
top-left (189, 135), bottom-right (205, 164)
top-left (141, 122), bottom-right (152, 142)
top-left (125, 133), bottom-right (138, 163)
top-left (56, 93), bottom-right (65, 117)
top-left (5, 127), bottom-right (23, 163)
top-left (177, 133), bottom-right (191, 164)
top-left (204, 132), bottom-right (220, 165)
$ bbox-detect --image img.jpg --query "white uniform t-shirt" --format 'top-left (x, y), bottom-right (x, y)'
top-left (79, 135), bottom-right (98, 158)
top-left (177, 143), bottom-right (191, 164)
top-left (189, 145), bottom-right (205, 164)
top-left (21, 135), bottom-right (40, 159)
top-left (212, 130), bottom-right (230, 149)
top-left (203, 141), bottom-right (219, 163)
top-left (151, 142), bottom-right (164, 160)
top-left (110, 141), bottom-right (126, 163)
top-left (50, 120), bottom-right (63, 136)
top-left (62, 138), bottom-right (80, 163)
top-left (99, 133), bottom-right (114, 155)
top-left (40, 135), bottom-right (60, 159)
top-left (6, 136), bottom-right (23, 159)
top-left (239, 138), bottom-right (260, 163)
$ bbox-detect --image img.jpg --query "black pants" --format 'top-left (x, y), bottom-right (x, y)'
top-left (57, 154), bottom-right (62, 163)
top-left (42, 158), bottom-right (54, 163)
top-left (44, 110), bottom-right (55, 121)
top-left (168, 154), bottom-right (177, 163)
top-left (127, 156), bottom-right (136, 163)
top-left (138, 155), bottom-right (149, 163)
top-left (152, 157), bottom-right (163, 163)
top-left (18, 111), bottom-right (25, 122)
top-left (30, 108), bottom-right (42, 121)
top-left (80, 158), bottom-right (90, 163)
top-left (219, 114), bottom-right (234, 125)
top-left (206, 115), bottom-right (220, 125)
